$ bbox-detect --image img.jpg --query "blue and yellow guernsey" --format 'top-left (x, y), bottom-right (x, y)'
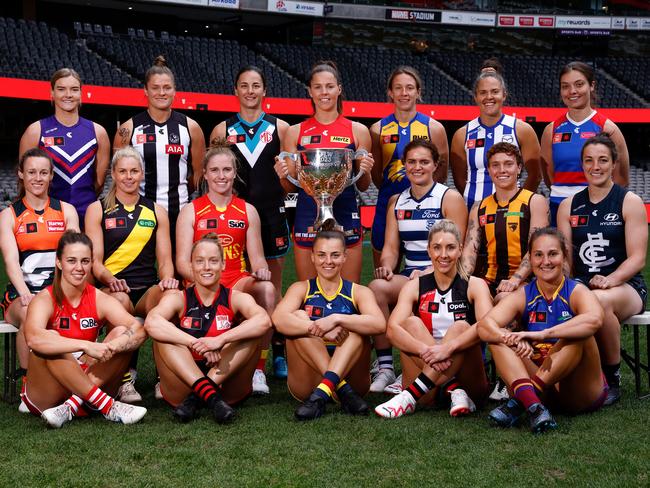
top-left (102, 196), bottom-right (158, 289)
top-left (372, 112), bottom-right (432, 251)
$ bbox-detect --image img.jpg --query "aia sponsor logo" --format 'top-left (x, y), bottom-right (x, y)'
top-left (165, 144), bottom-right (184, 154)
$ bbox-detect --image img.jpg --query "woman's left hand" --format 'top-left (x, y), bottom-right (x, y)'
top-left (505, 330), bottom-right (546, 343)
top-left (496, 277), bottom-right (521, 293)
top-left (158, 278), bottom-right (180, 291)
top-left (421, 344), bottom-right (452, 370)
top-left (192, 336), bottom-right (223, 355)
top-left (308, 315), bottom-right (338, 337)
top-left (588, 274), bottom-right (617, 290)
top-left (203, 350), bottom-right (221, 367)
top-left (251, 268), bottom-right (271, 281)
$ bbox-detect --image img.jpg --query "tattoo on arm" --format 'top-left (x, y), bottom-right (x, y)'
top-left (118, 127), bottom-right (129, 146)
top-left (113, 327), bottom-right (139, 353)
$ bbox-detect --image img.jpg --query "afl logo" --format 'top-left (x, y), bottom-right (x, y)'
top-left (603, 213), bottom-right (619, 222)
top-left (218, 234), bottom-right (233, 246)
top-left (260, 131), bottom-right (273, 143)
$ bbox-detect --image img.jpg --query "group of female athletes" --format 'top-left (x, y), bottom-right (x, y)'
top-left (2, 54), bottom-right (646, 434)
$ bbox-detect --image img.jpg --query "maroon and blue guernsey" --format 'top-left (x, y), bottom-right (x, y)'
top-left (38, 115), bottom-right (98, 219)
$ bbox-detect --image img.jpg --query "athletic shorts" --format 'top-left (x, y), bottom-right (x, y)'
top-left (399, 266), bottom-right (429, 278)
top-left (576, 274), bottom-right (647, 314)
top-left (127, 287), bottom-right (153, 308)
top-left (221, 269), bottom-right (251, 289)
top-left (260, 218), bottom-right (290, 259)
top-left (371, 196), bottom-right (390, 251)
top-left (580, 373), bottom-right (609, 414)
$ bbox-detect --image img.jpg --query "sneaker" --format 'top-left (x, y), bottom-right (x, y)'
top-left (527, 403), bottom-right (557, 434)
top-left (104, 400), bottom-right (147, 425)
top-left (449, 388), bottom-right (477, 417)
top-left (384, 374), bottom-right (403, 394)
top-left (172, 393), bottom-right (202, 423)
top-left (41, 403), bottom-right (72, 429)
top-left (273, 356), bottom-right (288, 379)
top-left (338, 388), bottom-right (369, 416)
top-left (489, 378), bottom-right (509, 401)
top-left (603, 386), bottom-right (621, 406)
top-left (18, 400), bottom-right (30, 414)
top-left (252, 369), bottom-right (270, 395)
top-left (154, 382), bottom-right (163, 400)
top-left (207, 396), bottom-right (235, 424)
top-left (117, 379), bottom-right (143, 404)
top-left (488, 398), bottom-right (525, 428)
top-left (369, 368), bottom-right (396, 393)
top-left (295, 391), bottom-right (327, 421)
top-left (369, 359), bottom-right (379, 376)
top-left (375, 390), bottom-right (417, 419)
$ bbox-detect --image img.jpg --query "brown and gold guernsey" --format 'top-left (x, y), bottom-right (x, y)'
top-left (477, 188), bottom-right (533, 285)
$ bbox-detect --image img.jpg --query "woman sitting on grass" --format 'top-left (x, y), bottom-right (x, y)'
top-left (272, 224), bottom-right (385, 420)
top-left (145, 233), bottom-right (271, 423)
top-left (375, 220), bottom-right (492, 419)
top-left (22, 231), bottom-right (147, 428)
top-left (478, 227), bottom-right (607, 434)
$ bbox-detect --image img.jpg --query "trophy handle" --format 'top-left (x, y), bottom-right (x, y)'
top-left (278, 151), bottom-right (301, 188)
top-left (347, 149), bottom-right (369, 187)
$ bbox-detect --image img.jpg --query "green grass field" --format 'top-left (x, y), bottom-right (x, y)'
top-left (0, 239), bottom-right (648, 487)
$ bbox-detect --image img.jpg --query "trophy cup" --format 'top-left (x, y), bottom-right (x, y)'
top-left (278, 148), bottom-right (367, 231)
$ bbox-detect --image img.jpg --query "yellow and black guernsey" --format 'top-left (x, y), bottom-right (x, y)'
top-left (102, 196), bottom-right (158, 289)
top-left (477, 188), bottom-right (533, 286)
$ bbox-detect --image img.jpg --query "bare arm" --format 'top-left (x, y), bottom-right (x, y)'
top-left (545, 284), bottom-right (603, 339)
top-left (209, 121), bottom-right (226, 146)
top-left (245, 203), bottom-right (270, 275)
top-left (275, 124), bottom-right (300, 193)
top-left (313, 284), bottom-right (385, 337)
top-left (93, 123), bottom-right (111, 193)
top-left (271, 281), bottom-right (312, 337)
top-left (144, 290), bottom-right (195, 346)
top-left (112, 119), bottom-right (133, 153)
top-left (96, 289), bottom-right (147, 352)
top-left (385, 278), bottom-right (427, 356)
top-left (84, 201), bottom-right (114, 286)
top-left (442, 189), bottom-right (468, 239)
top-left (18, 121), bottom-right (41, 157)
top-left (450, 126), bottom-right (468, 195)
top-left (376, 196), bottom-right (401, 277)
top-left (369, 120), bottom-right (383, 188)
top-left (154, 203), bottom-right (175, 281)
top-left (352, 121), bottom-right (373, 192)
top-left (461, 203), bottom-right (480, 276)
top-left (188, 118), bottom-right (206, 192)
top-left (430, 119), bottom-right (449, 184)
top-left (61, 202), bottom-right (80, 232)
top-left (556, 197), bottom-right (574, 274)
top-left (477, 287), bottom-right (526, 344)
top-left (539, 122), bottom-right (554, 188)
top-left (517, 120), bottom-right (541, 192)
top-left (175, 203), bottom-right (196, 282)
top-left (605, 120), bottom-right (629, 187)
top-left (0, 208), bottom-right (31, 297)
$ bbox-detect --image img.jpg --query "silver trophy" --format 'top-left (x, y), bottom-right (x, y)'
top-left (278, 148), bottom-right (367, 231)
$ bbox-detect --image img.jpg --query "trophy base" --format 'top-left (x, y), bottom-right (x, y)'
top-left (315, 217), bottom-right (343, 232)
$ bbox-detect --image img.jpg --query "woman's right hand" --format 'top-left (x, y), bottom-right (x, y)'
top-left (108, 278), bottom-right (130, 293)
top-left (274, 155), bottom-right (289, 179)
top-left (84, 341), bottom-right (115, 362)
top-left (374, 266), bottom-right (393, 280)
top-left (19, 292), bottom-right (34, 307)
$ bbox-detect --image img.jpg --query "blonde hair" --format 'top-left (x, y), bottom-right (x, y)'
top-left (427, 219), bottom-right (469, 281)
top-left (103, 146), bottom-right (143, 213)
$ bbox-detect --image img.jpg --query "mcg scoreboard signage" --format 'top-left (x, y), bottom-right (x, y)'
top-left (385, 8), bottom-right (442, 24)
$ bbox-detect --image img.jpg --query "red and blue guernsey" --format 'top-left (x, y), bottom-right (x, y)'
top-left (550, 111), bottom-right (607, 209)
top-left (38, 115), bottom-right (98, 219)
top-left (522, 276), bottom-right (578, 365)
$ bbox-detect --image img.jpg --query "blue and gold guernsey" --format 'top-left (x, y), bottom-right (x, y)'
top-left (372, 112), bottom-right (432, 251)
top-left (302, 278), bottom-right (358, 350)
top-left (522, 276), bottom-right (578, 365)
top-left (464, 114), bottom-right (519, 210)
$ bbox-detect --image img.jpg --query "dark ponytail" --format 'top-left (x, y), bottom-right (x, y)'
top-left (144, 55), bottom-right (175, 87)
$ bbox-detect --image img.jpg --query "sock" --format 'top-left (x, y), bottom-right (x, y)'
top-left (444, 378), bottom-right (461, 395)
top-left (602, 363), bottom-right (621, 388)
top-left (406, 372), bottom-right (436, 402)
top-left (65, 395), bottom-right (83, 416)
top-left (336, 379), bottom-right (353, 397)
top-left (530, 374), bottom-right (547, 395)
top-left (84, 385), bottom-right (115, 415)
top-left (272, 341), bottom-right (285, 360)
top-left (121, 370), bottom-right (133, 385)
top-left (20, 375), bottom-right (27, 395)
top-left (256, 349), bottom-right (269, 371)
top-left (314, 371), bottom-right (340, 401)
top-left (376, 348), bottom-right (394, 371)
top-left (128, 348), bottom-right (139, 370)
top-left (192, 377), bottom-right (220, 406)
top-left (512, 378), bottom-right (541, 410)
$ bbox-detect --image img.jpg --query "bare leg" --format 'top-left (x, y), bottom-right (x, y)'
top-left (154, 342), bottom-right (205, 406)
top-left (211, 338), bottom-right (261, 404)
top-left (267, 256), bottom-right (285, 297)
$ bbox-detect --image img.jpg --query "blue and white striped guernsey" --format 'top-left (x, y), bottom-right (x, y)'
top-left (394, 182), bottom-right (448, 270)
top-left (463, 114), bottom-right (519, 209)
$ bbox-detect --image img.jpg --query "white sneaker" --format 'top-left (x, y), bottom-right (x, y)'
top-left (252, 369), bottom-right (270, 395)
top-left (384, 374), bottom-right (403, 394)
top-left (104, 400), bottom-right (147, 424)
top-left (489, 379), bottom-right (509, 401)
top-left (41, 403), bottom-right (72, 429)
top-left (449, 388), bottom-right (476, 417)
top-left (18, 400), bottom-right (30, 414)
top-left (154, 382), bottom-right (163, 400)
top-left (369, 368), bottom-right (396, 393)
top-left (369, 359), bottom-right (379, 376)
top-left (374, 390), bottom-right (416, 419)
top-left (117, 379), bottom-right (143, 404)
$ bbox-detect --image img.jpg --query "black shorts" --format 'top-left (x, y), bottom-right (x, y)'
top-left (628, 274), bottom-right (648, 313)
top-left (259, 217), bottom-right (290, 259)
top-left (127, 286), bottom-right (153, 307)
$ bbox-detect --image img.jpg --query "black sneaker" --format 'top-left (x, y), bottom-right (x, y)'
top-left (172, 393), bottom-right (202, 423)
top-left (488, 398), bottom-right (524, 428)
top-left (527, 402), bottom-right (557, 434)
top-left (295, 392), bottom-right (327, 421)
top-left (338, 388), bottom-right (369, 416)
top-left (603, 386), bottom-right (621, 406)
top-left (207, 395), bottom-right (235, 424)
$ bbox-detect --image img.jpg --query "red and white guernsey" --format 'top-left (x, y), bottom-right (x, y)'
top-left (46, 283), bottom-right (103, 343)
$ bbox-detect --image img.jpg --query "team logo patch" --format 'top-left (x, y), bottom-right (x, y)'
top-left (330, 136), bottom-right (351, 144)
top-left (570, 215), bottom-right (589, 227)
top-left (553, 133), bottom-right (572, 143)
top-left (25, 222), bottom-right (38, 234)
top-left (454, 312), bottom-right (467, 321)
top-left (216, 315), bottom-right (231, 331)
top-left (310, 136), bottom-right (321, 144)
top-left (396, 210), bottom-right (413, 220)
top-left (467, 138), bottom-right (485, 149)
top-left (198, 219), bottom-right (219, 230)
top-left (427, 302), bottom-right (439, 313)
top-left (580, 132), bottom-right (596, 139)
top-left (227, 135), bottom-right (237, 143)
top-left (136, 134), bottom-right (156, 144)
top-left (42, 136), bottom-right (65, 147)
top-left (260, 131), bottom-right (273, 143)
top-left (46, 220), bottom-right (65, 232)
top-left (236, 134), bottom-right (246, 143)
top-left (508, 222), bottom-right (518, 232)
top-left (58, 317), bottom-right (70, 330)
top-left (80, 317), bottom-right (98, 329)
top-left (481, 214), bottom-right (496, 224)
top-left (228, 219), bottom-right (245, 229)
top-left (528, 311), bottom-right (547, 323)
top-left (304, 305), bottom-right (323, 318)
top-left (137, 219), bottom-right (155, 228)
top-left (105, 218), bottom-right (127, 229)
top-left (165, 144), bottom-right (184, 154)
top-left (169, 133), bottom-right (180, 144)
top-left (219, 234), bottom-right (233, 246)
top-left (478, 215), bottom-right (487, 226)
top-left (181, 317), bottom-right (202, 330)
